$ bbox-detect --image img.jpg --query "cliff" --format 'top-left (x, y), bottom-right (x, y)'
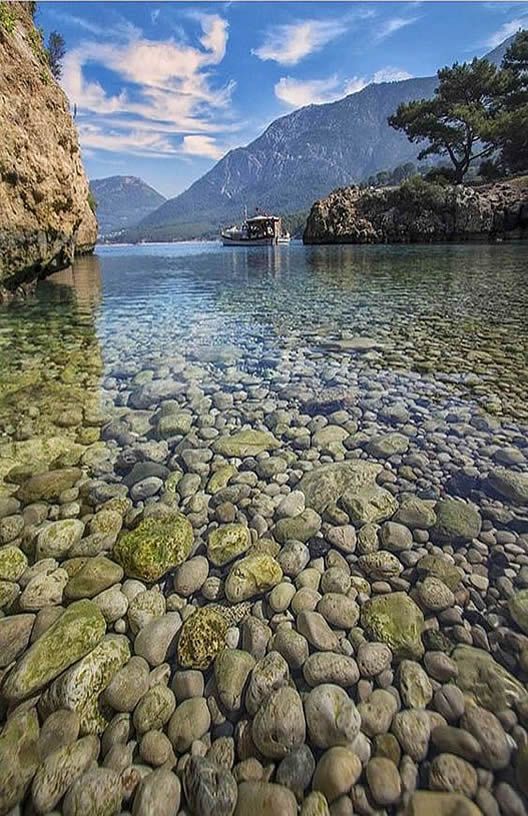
top-left (0, 2), bottom-right (96, 298)
top-left (303, 176), bottom-right (528, 244)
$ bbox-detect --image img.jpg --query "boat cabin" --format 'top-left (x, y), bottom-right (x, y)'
top-left (245, 215), bottom-right (282, 241)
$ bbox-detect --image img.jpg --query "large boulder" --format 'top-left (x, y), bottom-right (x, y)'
top-left (113, 513), bottom-right (193, 581)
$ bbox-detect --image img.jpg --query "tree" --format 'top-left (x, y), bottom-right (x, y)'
top-left (495, 31), bottom-right (528, 173)
top-left (47, 31), bottom-right (65, 80)
top-left (389, 59), bottom-right (505, 182)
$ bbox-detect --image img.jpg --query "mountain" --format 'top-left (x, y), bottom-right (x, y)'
top-left (90, 176), bottom-right (165, 236)
top-left (134, 36), bottom-right (516, 242)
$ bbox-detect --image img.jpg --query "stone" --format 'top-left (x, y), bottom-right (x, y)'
top-left (19, 567), bottom-right (68, 610)
top-left (172, 669), bottom-right (205, 701)
top-left (127, 588), bottom-right (165, 635)
top-left (398, 660), bottom-right (433, 708)
top-left (358, 689), bottom-right (398, 737)
top-left (342, 484), bottom-right (398, 525)
top-left (132, 769), bottom-right (181, 816)
top-left (113, 513), bottom-right (193, 581)
top-left (225, 553), bottom-right (282, 602)
top-left (300, 792), bottom-right (330, 816)
top-left (178, 606), bottom-right (229, 669)
top-left (208, 523), bottom-right (250, 566)
top-left (139, 731), bottom-right (175, 766)
top-left (312, 747), bottom-right (362, 803)
top-left (487, 469), bottom-right (528, 505)
top-left (272, 626), bottom-right (309, 669)
top-left (360, 592), bottom-right (424, 660)
top-left (215, 648), bottom-right (256, 711)
top-left (94, 586), bottom-right (128, 623)
top-left (269, 582), bottom-right (296, 612)
top-left (393, 496), bottom-right (436, 529)
top-left (298, 461), bottom-right (382, 514)
top-left (134, 612), bottom-right (181, 666)
top-left (252, 686), bottom-right (306, 758)
top-left (31, 734), bottom-right (99, 813)
top-left (213, 430), bottom-right (280, 457)
top-left (509, 589), bottom-right (528, 635)
top-left (303, 653), bottom-right (359, 687)
top-left (277, 541), bottom-right (310, 577)
top-left (461, 706), bottom-right (511, 770)
top-left (317, 594), bottom-right (359, 629)
top-left (167, 697), bottom-right (211, 753)
top-left (64, 556), bottom-right (124, 600)
top-left (431, 726), bottom-right (480, 762)
top-left (62, 767), bottom-right (122, 816)
top-left (276, 745), bottom-right (315, 800)
top-left (0, 613), bottom-right (34, 667)
top-left (36, 520), bottom-right (85, 560)
top-left (0, 708), bottom-right (40, 815)
top-left (367, 433), bottom-right (409, 458)
top-left (406, 791), bottom-right (483, 816)
top-left (246, 651), bottom-right (290, 716)
top-left (133, 684), bottom-right (176, 735)
top-left (274, 509), bottom-right (322, 544)
top-left (276, 491), bottom-right (306, 519)
top-left (39, 635), bottom-right (131, 734)
top-left (417, 555), bottom-right (462, 591)
top-left (305, 684), bottom-right (361, 748)
top-left (37, 710), bottom-right (80, 759)
top-left (433, 499), bottom-right (481, 543)
top-left (173, 556), bottom-right (209, 596)
top-left (207, 464), bottom-right (237, 495)
top-left (17, 468), bottom-right (82, 504)
top-left (326, 525), bottom-right (356, 554)
top-left (234, 782), bottom-right (297, 816)
top-left (429, 753), bottom-right (478, 798)
top-left (452, 645), bottom-right (528, 711)
top-left (356, 643), bottom-right (392, 678)
top-left (0, 544), bottom-right (27, 581)
top-left (3, 599), bottom-right (106, 702)
top-left (391, 709), bottom-right (431, 761)
top-left (366, 757), bottom-right (401, 806)
top-left (297, 610), bottom-right (339, 651)
top-left (359, 551), bottom-right (402, 580)
top-left (103, 656), bottom-right (150, 712)
top-left (183, 756), bottom-right (236, 816)
top-left (417, 577), bottom-right (455, 611)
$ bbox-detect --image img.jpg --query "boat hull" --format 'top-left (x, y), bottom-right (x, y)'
top-left (221, 236), bottom-right (277, 246)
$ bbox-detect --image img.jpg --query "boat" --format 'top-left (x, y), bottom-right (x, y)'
top-left (221, 213), bottom-right (286, 246)
top-left (278, 232), bottom-right (291, 244)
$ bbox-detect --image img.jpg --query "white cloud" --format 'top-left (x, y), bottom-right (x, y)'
top-left (253, 19), bottom-right (346, 66)
top-left (275, 76), bottom-right (343, 107)
top-left (485, 17), bottom-right (526, 47)
top-left (376, 16), bottom-right (419, 41)
top-left (61, 15), bottom-right (237, 159)
top-left (276, 65), bottom-right (414, 108)
top-left (181, 135), bottom-right (224, 159)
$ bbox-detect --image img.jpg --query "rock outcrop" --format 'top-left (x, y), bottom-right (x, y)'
top-left (0, 3), bottom-right (96, 297)
top-left (303, 176), bottom-right (528, 244)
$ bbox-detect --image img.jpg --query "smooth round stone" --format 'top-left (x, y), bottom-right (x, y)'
top-left (132, 768), bottom-right (181, 816)
top-left (127, 589), bottom-right (166, 635)
top-left (356, 642), bottom-right (392, 677)
top-left (305, 684), bottom-right (361, 748)
top-left (134, 612), bottom-right (182, 666)
top-left (93, 586), bottom-right (128, 623)
top-left (320, 567), bottom-right (351, 595)
top-left (276, 491), bottom-right (306, 519)
top-left (326, 525), bottom-right (356, 554)
top-left (269, 582), bottom-right (296, 613)
top-left (252, 687), bottom-right (306, 758)
top-left (64, 556), bottom-right (124, 600)
top-left (303, 653), bottom-right (359, 688)
top-left (429, 753), bottom-right (478, 798)
top-left (391, 710), bottom-right (431, 761)
top-left (246, 651), bottom-right (290, 716)
top-left (276, 745), bottom-right (315, 800)
top-left (433, 685), bottom-right (465, 722)
top-left (424, 652), bottom-right (458, 682)
top-left (183, 756), bottom-right (237, 816)
top-left (139, 730), bottom-right (175, 766)
top-left (19, 568), bottom-right (68, 610)
top-left (379, 521), bottom-right (413, 552)
top-left (277, 541), bottom-right (310, 576)
top-left (358, 689), bottom-right (398, 737)
top-left (171, 669), bottom-right (204, 701)
top-left (431, 726), bottom-right (481, 762)
top-left (234, 782), bottom-right (297, 816)
top-left (32, 734), bottom-right (100, 813)
top-left (272, 627), bottom-right (309, 669)
top-left (461, 706), bottom-right (511, 770)
top-left (37, 709), bottom-right (80, 759)
top-left (317, 593), bottom-right (359, 629)
top-left (292, 587), bottom-right (322, 615)
top-left (215, 648), bottom-right (256, 712)
top-left (296, 611), bottom-right (338, 651)
top-left (167, 697), bottom-right (211, 753)
top-left (173, 556), bottom-right (209, 597)
top-left (103, 656), bottom-right (150, 712)
top-left (366, 757), bottom-right (401, 805)
top-left (35, 520), bottom-right (85, 560)
top-left (417, 577), bottom-right (455, 612)
top-left (398, 660), bottom-right (433, 708)
top-left (63, 767), bottom-right (122, 816)
top-left (300, 792), bottom-right (331, 816)
top-left (312, 746), bottom-right (362, 803)
top-left (0, 613), bottom-right (35, 667)
top-left (133, 685), bottom-right (176, 735)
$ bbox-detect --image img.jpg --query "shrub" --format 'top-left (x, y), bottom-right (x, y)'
top-left (0, 2), bottom-right (17, 34)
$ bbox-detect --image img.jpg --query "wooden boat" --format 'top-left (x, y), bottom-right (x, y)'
top-left (222, 214), bottom-right (283, 246)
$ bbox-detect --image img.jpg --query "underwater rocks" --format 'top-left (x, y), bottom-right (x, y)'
top-left (113, 513), bottom-right (193, 581)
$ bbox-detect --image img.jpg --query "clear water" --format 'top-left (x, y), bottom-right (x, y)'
top-left (1, 241), bottom-right (528, 496)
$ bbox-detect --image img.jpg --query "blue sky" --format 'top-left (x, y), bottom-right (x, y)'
top-left (37, 1), bottom-right (528, 198)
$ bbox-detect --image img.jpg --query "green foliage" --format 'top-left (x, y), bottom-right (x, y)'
top-left (0, 2), bottom-right (17, 34)
top-left (389, 58), bottom-right (506, 182)
top-left (27, 25), bottom-right (47, 65)
top-left (46, 30), bottom-right (65, 80)
top-left (365, 161), bottom-right (420, 188)
top-left (494, 31), bottom-right (528, 173)
top-left (87, 192), bottom-right (97, 214)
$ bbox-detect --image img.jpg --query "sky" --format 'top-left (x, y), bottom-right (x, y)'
top-left (37, 1), bottom-right (528, 199)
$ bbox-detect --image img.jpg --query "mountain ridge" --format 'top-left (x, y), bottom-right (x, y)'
top-left (90, 175), bottom-right (165, 236)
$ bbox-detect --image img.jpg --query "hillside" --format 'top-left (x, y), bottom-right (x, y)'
top-left (90, 176), bottom-right (165, 236)
top-left (133, 36), bottom-right (515, 242)
top-left (0, 2), bottom-right (96, 297)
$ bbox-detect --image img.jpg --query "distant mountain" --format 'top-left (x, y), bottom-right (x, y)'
top-left (134, 35), bottom-right (517, 241)
top-left (90, 176), bottom-right (165, 236)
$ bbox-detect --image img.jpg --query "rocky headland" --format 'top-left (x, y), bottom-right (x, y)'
top-left (303, 176), bottom-right (528, 245)
top-left (0, 3), bottom-right (96, 299)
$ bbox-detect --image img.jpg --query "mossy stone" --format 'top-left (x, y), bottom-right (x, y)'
top-left (0, 544), bottom-right (28, 581)
top-left (432, 499), bottom-right (481, 543)
top-left (361, 592), bottom-right (424, 660)
top-left (225, 553), bottom-right (283, 602)
top-left (509, 589), bottom-right (528, 635)
top-left (113, 513), bottom-right (193, 582)
top-left (16, 467), bottom-right (82, 504)
top-left (207, 465), bottom-right (237, 494)
top-left (416, 554), bottom-right (462, 591)
top-left (452, 645), bottom-right (528, 711)
top-left (3, 599), bottom-right (106, 702)
top-left (212, 430), bottom-right (280, 458)
top-left (207, 523), bottom-right (250, 566)
top-left (177, 607), bottom-right (229, 670)
top-left (273, 509), bottom-right (322, 544)
top-left (0, 707), bottom-right (40, 815)
top-left (64, 556), bottom-right (124, 600)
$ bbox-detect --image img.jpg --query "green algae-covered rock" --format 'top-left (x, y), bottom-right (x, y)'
top-left (225, 553), bottom-right (283, 603)
top-left (487, 469), bottom-right (528, 506)
top-left (207, 523), bottom-right (250, 566)
top-left (0, 707), bottom-right (40, 815)
top-left (416, 554), bottom-right (463, 591)
top-left (212, 430), bottom-right (280, 458)
top-left (36, 519), bottom-right (85, 560)
top-left (39, 634), bottom-right (130, 735)
top-left (361, 592), bottom-right (424, 660)
top-left (367, 433), bottom-right (409, 458)
top-left (113, 513), bottom-right (193, 582)
top-left (406, 791), bottom-right (483, 816)
top-left (0, 544), bottom-right (27, 581)
top-left (207, 464), bottom-right (237, 495)
top-left (177, 607), bottom-right (229, 669)
top-left (3, 599), bottom-right (106, 703)
top-left (432, 498), bottom-right (481, 543)
top-left (342, 484), bottom-right (398, 525)
top-left (299, 461), bottom-right (382, 514)
top-left (64, 556), bottom-right (124, 600)
top-left (452, 645), bottom-right (528, 711)
top-left (16, 467), bottom-right (82, 504)
top-left (509, 589), bottom-right (528, 635)
top-left (273, 509), bottom-right (322, 544)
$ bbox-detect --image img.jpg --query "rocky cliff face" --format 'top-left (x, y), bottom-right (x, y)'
top-left (303, 177), bottom-right (528, 244)
top-left (0, 3), bottom-right (96, 297)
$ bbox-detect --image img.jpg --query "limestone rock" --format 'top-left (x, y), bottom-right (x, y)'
top-left (213, 430), bottom-right (280, 457)
top-left (452, 645), bottom-right (528, 711)
top-left (113, 513), bottom-right (193, 581)
top-left (0, 707), bottom-right (40, 815)
top-left (361, 592), bottom-right (424, 660)
top-left (208, 523), bottom-right (251, 566)
top-left (225, 553), bottom-right (282, 602)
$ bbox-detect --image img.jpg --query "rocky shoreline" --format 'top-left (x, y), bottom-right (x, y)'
top-left (303, 177), bottom-right (528, 245)
top-left (1, 347), bottom-right (528, 816)
top-left (0, 4), bottom-right (96, 300)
